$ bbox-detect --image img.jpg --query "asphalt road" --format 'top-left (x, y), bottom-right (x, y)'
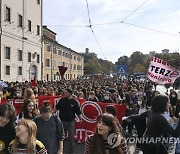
top-left (63, 140), bottom-right (143, 154)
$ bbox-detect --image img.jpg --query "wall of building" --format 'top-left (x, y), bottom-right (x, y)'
top-left (43, 30), bottom-right (84, 81)
top-left (0, 0), bottom-right (42, 82)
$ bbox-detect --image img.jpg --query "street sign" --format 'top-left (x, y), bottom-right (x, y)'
top-left (117, 65), bottom-right (127, 75)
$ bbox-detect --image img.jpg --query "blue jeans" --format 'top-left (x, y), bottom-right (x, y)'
top-left (62, 121), bottom-right (75, 154)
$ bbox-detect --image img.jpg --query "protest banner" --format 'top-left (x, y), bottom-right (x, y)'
top-left (10, 96), bottom-right (126, 142)
top-left (147, 56), bottom-right (180, 84)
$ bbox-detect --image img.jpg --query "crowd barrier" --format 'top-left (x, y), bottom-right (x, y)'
top-left (2, 96), bottom-right (126, 142)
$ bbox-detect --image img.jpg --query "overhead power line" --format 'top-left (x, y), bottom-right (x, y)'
top-left (85, 0), bottom-right (107, 60)
top-left (122, 0), bottom-right (149, 22)
top-left (85, 0), bottom-right (92, 26)
top-left (123, 22), bottom-right (180, 37)
top-left (89, 27), bottom-right (107, 60)
top-left (1, 24), bottom-right (89, 28)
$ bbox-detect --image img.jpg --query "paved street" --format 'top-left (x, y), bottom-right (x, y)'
top-left (64, 141), bottom-right (143, 154)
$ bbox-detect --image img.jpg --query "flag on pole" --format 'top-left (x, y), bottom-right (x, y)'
top-left (58, 66), bottom-right (68, 79)
top-left (147, 56), bottom-right (180, 84)
top-left (31, 75), bottom-right (37, 87)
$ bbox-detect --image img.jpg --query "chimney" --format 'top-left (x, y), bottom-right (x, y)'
top-left (85, 48), bottom-right (89, 54)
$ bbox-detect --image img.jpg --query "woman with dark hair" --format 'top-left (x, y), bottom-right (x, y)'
top-left (35, 102), bottom-right (65, 154)
top-left (0, 103), bottom-right (16, 153)
top-left (105, 105), bottom-right (128, 153)
top-left (124, 95), bottom-right (180, 154)
top-left (169, 90), bottom-right (178, 107)
top-left (17, 99), bottom-right (39, 121)
top-left (122, 92), bottom-right (134, 136)
top-left (84, 113), bottom-right (124, 154)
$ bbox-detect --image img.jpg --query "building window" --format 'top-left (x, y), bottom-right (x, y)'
top-left (28, 52), bottom-right (31, 62)
top-left (18, 67), bottom-right (22, 75)
top-left (45, 59), bottom-right (50, 67)
top-left (74, 56), bottom-right (76, 60)
top-left (18, 14), bottom-right (23, 28)
top-left (37, 54), bottom-right (40, 63)
top-left (37, 0), bottom-right (40, 4)
top-left (46, 74), bottom-right (49, 81)
top-left (5, 66), bottom-right (10, 75)
top-left (18, 50), bottom-right (23, 61)
top-left (54, 74), bottom-right (56, 80)
top-left (37, 25), bottom-right (40, 35)
top-left (5, 6), bottom-right (11, 22)
top-left (5, 47), bottom-right (10, 59)
top-left (53, 48), bottom-right (57, 54)
top-left (47, 45), bottom-right (50, 52)
top-left (28, 20), bottom-right (31, 32)
top-left (58, 50), bottom-right (62, 56)
top-left (74, 64), bottom-right (76, 70)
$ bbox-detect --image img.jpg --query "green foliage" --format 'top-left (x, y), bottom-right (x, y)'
top-left (133, 63), bottom-right (146, 73)
top-left (83, 51), bottom-right (180, 75)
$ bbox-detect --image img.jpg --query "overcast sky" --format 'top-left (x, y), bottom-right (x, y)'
top-left (43, 0), bottom-right (180, 63)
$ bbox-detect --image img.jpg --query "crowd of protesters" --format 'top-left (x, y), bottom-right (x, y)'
top-left (0, 76), bottom-right (179, 153)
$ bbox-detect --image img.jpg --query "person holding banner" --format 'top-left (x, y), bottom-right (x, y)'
top-left (84, 113), bottom-right (124, 154)
top-left (124, 95), bottom-right (180, 154)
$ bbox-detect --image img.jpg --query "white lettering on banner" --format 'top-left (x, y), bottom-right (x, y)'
top-left (8, 100), bottom-right (14, 105)
top-left (14, 99), bottom-right (24, 104)
top-left (54, 98), bottom-right (61, 116)
top-left (147, 56), bottom-right (180, 84)
top-left (81, 101), bottom-right (102, 123)
top-left (54, 98), bottom-right (61, 108)
top-left (75, 129), bottom-right (94, 141)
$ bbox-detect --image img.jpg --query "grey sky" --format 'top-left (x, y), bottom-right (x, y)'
top-left (43, 0), bottom-right (180, 63)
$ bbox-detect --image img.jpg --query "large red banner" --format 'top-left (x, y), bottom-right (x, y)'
top-left (5, 96), bottom-right (126, 142)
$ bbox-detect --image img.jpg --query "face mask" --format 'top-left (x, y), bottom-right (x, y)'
top-left (104, 96), bottom-right (109, 100)
top-left (138, 92), bottom-right (142, 95)
top-left (79, 97), bottom-right (84, 100)
top-left (89, 95), bottom-right (94, 99)
top-left (171, 94), bottom-right (176, 98)
top-left (17, 93), bottom-right (21, 97)
top-left (137, 100), bottom-right (142, 105)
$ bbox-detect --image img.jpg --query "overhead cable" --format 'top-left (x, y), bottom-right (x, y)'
top-left (123, 22), bottom-right (180, 37)
top-left (122, 0), bottom-right (149, 22)
top-left (85, 0), bottom-right (107, 60)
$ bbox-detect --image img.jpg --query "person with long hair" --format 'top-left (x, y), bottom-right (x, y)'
top-left (84, 113), bottom-right (124, 154)
top-left (17, 99), bottom-right (39, 121)
top-left (0, 103), bottom-right (16, 153)
top-left (124, 95), bottom-right (180, 154)
top-left (8, 119), bottom-right (47, 154)
top-left (23, 88), bottom-right (36, 103)
top-left (35, 102), bottom-right (65, 154)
